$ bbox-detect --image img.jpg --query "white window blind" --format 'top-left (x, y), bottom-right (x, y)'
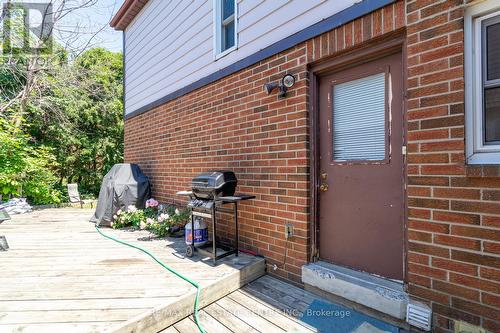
top-left (332, 72), bottom-right (386, 161)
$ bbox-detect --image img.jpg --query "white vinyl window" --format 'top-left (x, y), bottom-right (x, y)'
top-left (465, 0), bottom-right (500, 164)
top-left (214, 0), bottom-right (237, 59)
top-left (333, 72), bottom-right (387, 162)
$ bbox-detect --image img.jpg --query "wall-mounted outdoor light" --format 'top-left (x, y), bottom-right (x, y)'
top-left (264, 74), bottom-right (296, 98)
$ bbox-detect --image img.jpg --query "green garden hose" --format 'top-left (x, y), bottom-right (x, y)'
top-left (94, 225), bottom-right (206, 333)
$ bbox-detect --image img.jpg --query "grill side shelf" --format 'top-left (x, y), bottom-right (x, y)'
top-left (217, 194), bottom-right (256, 202)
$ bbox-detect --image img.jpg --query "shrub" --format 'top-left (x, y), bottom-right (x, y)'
top-left (111, 205), bottom-right (146, 229)
top-left (111, 201), bottom-right (190, 238)
top-left (0, 118), bottom-right (62, 204)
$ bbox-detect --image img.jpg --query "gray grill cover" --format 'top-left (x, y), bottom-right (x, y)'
top-left (90, 164), bottom-right (151, 226)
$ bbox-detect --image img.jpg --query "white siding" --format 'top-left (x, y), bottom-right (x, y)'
top-left (124, 0), bottom-right (358, 115)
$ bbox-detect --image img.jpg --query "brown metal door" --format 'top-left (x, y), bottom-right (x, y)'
top-left (318, 52), bottom-right (404, 280)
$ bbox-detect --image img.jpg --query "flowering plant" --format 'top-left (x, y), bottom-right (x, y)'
top-left (111, 200), bottom-right (190, 237)
top-left (146, 205), bottom-right (190, 237)
top-left (145, 198), bottom-right (159, 208)
top-left (111, 205), bottom-right (145, 229)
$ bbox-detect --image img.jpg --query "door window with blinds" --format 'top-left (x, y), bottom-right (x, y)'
top-left (332, 72), bottom-right (387, 162)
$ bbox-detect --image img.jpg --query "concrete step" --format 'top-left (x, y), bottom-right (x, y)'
top-left (302, 261), bottom-right (409, 320)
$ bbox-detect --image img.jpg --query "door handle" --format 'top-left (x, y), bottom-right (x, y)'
top-left (319, 183), bottom-right (329, 192)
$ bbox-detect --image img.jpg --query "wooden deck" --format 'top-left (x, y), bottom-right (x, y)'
top-left (167, 275), bottom-right (406, 333)
top-left (0, 208), bottom-right (265, 333)
top-left (165, 275), bottom-right (319, 333)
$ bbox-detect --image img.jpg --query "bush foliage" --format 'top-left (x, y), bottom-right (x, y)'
top-left (0, 118), bottom-right (61, 204)
top-left (112, 202), bottom-right (191, 238)
top-left (0, 48), bottom-right (123, 204)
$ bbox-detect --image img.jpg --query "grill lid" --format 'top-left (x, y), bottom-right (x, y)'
top-left (191, 171), bottom-right (237, 199)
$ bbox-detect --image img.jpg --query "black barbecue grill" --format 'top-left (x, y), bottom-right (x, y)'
top-left (177, 171), bottom-right (255, 264)
top-left (191, 171), bottom-right (237, 199)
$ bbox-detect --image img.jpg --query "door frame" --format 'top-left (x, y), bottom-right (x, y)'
top-left (308, 30), bottom-right (408, 282)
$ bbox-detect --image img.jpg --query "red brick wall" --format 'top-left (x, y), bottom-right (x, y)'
top-left (406, 1), bottom-right (499, 332)
top-left (124, 2), bottom-right (404, 284)
top-left (124, 1), bottom-right (499, 331)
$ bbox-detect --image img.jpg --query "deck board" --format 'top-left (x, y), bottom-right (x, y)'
top-left (168, 276), bottom-right (406, 333)
top-left (167, 276), bottom-right (319, 333)
top-left (0, 208), bottom-right (265, 332)
top-left (203, 303), bottom-right (260, 333)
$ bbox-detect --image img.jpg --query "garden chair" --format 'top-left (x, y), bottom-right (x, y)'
top-left (0, 209), bottom-right (10, 223)
top-left (67, 183), bottom-right (94, 208)
top-left (0, 235), bottom-right (8, 251)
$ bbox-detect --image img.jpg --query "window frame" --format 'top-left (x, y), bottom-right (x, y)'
top-left (213, 0), bottom-right (238, 60)
top-left (465, 0), bottom-right (500, 164)
top-left (329, 67), bottom-right (390, 165)
top-left (482, 15), bottom-right (500, 145)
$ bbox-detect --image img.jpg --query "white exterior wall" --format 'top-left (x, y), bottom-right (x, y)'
top-left (124, 0), bottom-right (357, 115)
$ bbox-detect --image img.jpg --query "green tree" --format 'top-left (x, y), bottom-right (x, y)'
top-left (27, 48), bottom-right (124, 196)
top-left (0, 118), bottom-right (61, 204)
top-left (0, 48), bottom-right (123, 204)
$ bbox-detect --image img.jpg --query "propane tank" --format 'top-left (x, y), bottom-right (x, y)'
top-left (185, 216), bottom-right (208, 247)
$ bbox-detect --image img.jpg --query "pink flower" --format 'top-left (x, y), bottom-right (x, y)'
top-left (145, 198), bottom-right (159, 208)
top-left (140, 221), bottom-right (147, 230)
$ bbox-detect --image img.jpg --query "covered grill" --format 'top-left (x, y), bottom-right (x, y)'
top-left (90, 164), bottom-right (151, 226)
top-left (178, 170), bottom-right (254, 264)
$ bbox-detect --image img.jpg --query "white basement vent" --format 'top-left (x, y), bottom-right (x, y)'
top-left (406, 301), bottom-right (432, 331)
